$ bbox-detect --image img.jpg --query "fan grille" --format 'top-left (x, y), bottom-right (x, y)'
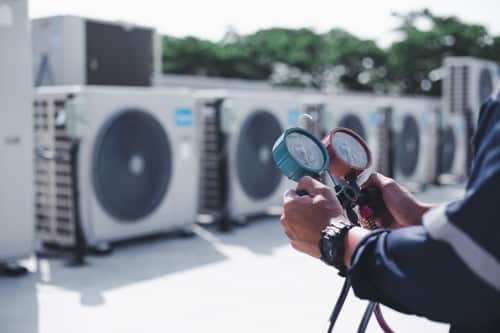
top-left (439, 126), bottom-right (456, 174)
top-left (479, 68), bottom-right (494, 104)
top-left (93, 109), bottom-right (171, 222)
top-left (338, 114), bottom-right (366, 140)
top-left (396, 115), bottom-right (420, 177)
top-left (236, 111), bottom-right (283, 200)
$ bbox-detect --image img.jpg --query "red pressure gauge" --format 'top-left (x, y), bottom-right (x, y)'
top-left (323, 127), bottom-right (372, 181)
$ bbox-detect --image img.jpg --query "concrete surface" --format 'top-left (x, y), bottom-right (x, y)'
top-left (0, 185), bottom-right (464, 333)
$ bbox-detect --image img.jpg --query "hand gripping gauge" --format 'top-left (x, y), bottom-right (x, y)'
top-left (272, 123), bottom-right (393, 333)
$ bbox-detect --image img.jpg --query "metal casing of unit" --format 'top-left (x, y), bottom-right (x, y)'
top-left (31, 15), bottom-right (161, 87)
top-left (438, 113), bottom-right (469, 183)
top-left (0, 0), bottom-right (34, 261)
top-left (442, 57), bottom-right (499, 125)
top-left (440, 57), bottom-right (498, 182)
top-left (325, 93), bottom-right (386, 179)
top-left (34, 86), bottom-right (199, 246)
top-left (219, 90), bottom-right (302, 221)
top-left (389, 97), bottom-right (440, 190)
top-left (299, 92), bottom-right (329, 138)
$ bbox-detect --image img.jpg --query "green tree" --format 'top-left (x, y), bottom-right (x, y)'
top-left (387, 9), bottom-right (499, 96)
top-left (162, 36), bottom-right (219, 76)
top-left (243, 28), bottom-right (323, 73)
top-left (321, 29), bottom-right (387, 92)
top-left (161, 10), bottom-right (500, 95)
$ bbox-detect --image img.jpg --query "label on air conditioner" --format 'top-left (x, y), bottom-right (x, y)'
top-left (369, 111), bottom-right (378, 128)
top-left (420, 112), bottom-right (428, 126)
top-left (175, 108), bottom-right (193, 127)
top-left (288, 108), bottom-right (301, 126)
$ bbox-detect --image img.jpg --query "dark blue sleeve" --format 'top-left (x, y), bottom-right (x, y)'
top-left (347, 98), bottom-right (500, 326)
top-left (347, 226), bottom-right (500, 325)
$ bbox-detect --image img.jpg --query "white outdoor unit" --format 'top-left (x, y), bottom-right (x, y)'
top-left (326, 94), bottom-right (387, 178)
top-left (32, 15), bottom-right (161, 87)
top-left (443, 57), bottom-right (498, 123)
top-left (34, 87), bottom-right (199, 248)
top-left (300, 92), bottom-right (329, 138)
top-left (390, 97), bottom-right (440, 191)
top-left (198, 90), bottom-right (302, 224)
top-left (0, 0), bottom-right (34, 265)
top-left (439, 57), bottom-right (498, 182)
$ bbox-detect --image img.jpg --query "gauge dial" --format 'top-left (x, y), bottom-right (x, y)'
top-left (331, 131), bottom-right (369, 168)
top-left (286, 132), bottom-right (325, 170)
top-left (323, 127), bottom-right (372, 181)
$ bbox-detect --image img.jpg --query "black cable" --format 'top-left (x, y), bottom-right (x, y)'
top-left (357, 301), bottom-right (377, 333)
top-left (325, 279), bottom-right (351, 333)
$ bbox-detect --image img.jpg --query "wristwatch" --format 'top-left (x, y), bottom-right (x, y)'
top-left (319, 219), bottom-right (355, 276)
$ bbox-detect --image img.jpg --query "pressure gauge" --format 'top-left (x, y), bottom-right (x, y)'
top-left (323, 127), bottom-right (372, 180)
top-left (272, 128), bottom-right (329, 182)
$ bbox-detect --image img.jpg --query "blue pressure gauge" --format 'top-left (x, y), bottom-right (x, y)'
top-left (272, 127), bottom-right (330, 182)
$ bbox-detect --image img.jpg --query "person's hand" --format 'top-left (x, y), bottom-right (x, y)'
top-left (280, 176), bottom-right (344, 258)
top-left (361, 173), bottom-right (436, 229)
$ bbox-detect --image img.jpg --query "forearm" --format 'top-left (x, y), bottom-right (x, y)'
top-left (412, 202), bottom-right (438, 225)
top-left (343, 225), bottom-right (500, 324)
top-left (343, 226), bottom-right (370, 268)
top-left (343, 201), bottom-right (438, 267)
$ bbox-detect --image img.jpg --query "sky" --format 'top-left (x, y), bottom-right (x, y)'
top-left (30, 0), bottom-right (500, 47)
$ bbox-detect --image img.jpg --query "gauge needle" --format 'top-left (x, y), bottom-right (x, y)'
top-left (338, 143), bottom-right (352, 164)
top-left (296, 145), bottom-right (308, 167)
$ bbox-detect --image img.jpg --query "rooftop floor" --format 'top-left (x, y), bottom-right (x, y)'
top-left (0, 185), bottom-right (465, 333)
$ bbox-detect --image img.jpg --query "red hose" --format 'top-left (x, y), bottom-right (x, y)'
top-left (374, 303), bottom-right (395, 333)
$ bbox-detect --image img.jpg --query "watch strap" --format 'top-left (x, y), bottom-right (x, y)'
top-left (319, 219), bottom-right (354, 275)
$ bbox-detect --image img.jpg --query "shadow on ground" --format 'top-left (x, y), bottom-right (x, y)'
top-left (40, 230), bottom-right (227, 307)
top-left (213, 215), bottom-right (289, 256)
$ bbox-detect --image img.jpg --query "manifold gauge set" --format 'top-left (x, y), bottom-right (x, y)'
top-left (272, 116), bottom-right (394, 333)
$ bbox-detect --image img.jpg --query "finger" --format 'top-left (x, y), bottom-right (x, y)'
top-left (361, 172), bottom-right (393, 189)
top-left (284, 190), bottom-right (313, 208)
top-left (283, 227), bottom-right (297, 241)
top-left (279, 215), bottom-right (297, 240)
top-left (297, 176), bottom-right (331, 198)
top-left (283, 189), bottom-right (299, 203)
top-left (361, 173), bottom-right (381, 189)
top-left (375, 218), bottom-right (391, 229)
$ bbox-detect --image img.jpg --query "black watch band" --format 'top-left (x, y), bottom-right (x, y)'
top-left (319, 219), bottom-right (354, 275)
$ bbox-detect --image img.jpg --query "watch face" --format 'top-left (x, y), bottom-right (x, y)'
top-left (320, 222), bottom-right (351, 269)
top-left (331, 131), bottom-right (369, 169)
top-left (320, 236), bottom-right (337, 264)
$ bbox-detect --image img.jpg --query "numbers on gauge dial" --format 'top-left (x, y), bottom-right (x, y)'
top-left (285, 132), bottom-right (325, 170)
top-left (331, 132), bottom-right (368, 169)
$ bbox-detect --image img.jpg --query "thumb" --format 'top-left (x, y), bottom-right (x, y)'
top-left (361, 172), bottom-right (392, 190)
top-left (283, 189), bottom-right (300, 204)
top-left (296, 176), bottom-right (331, 198)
